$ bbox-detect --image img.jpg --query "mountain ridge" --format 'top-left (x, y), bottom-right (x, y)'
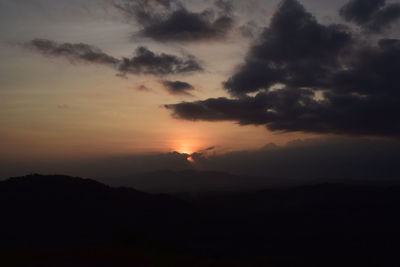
top-left (2, 173), bottom-right (400, 266)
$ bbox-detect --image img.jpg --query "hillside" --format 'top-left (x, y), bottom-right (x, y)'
top-left (2, 174), bottom-right (400, 266)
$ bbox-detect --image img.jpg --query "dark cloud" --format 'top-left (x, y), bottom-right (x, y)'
top-left (137, 85), bottom-right (152, 92)
top-left (339, 0), bottom-right (385, 24)
top-left (112, 0), bottom-right (182, 25)
top-left (28, 39), bottom-right (120, 66)
top-left (161, 80), bottom-right (195, 96)
top-left (166, 93), bottom-right (276, 125)
top-left (367, 3), bottom-right (400, 32)
top-left (340, 0), bottom-right (400, 33)
top-left (167, 0), bottom-right (400, 137)
top-left (214, 0), bottom-right (234, 14)
top-left (238, 21), bottom-right (260, 38)
top-left (27, 39), bottom-right (202, 76)
top-left (112, 0), bottom-right (235, 42)
top-left (224, 0), bottom-right (353, 96)
top-left (118, 46), bottom-right (202, 75)
top-left (140, 9), bottom-right (234, 42)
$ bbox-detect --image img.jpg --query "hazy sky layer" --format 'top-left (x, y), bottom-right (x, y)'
top-left (1, 0), bottom-right (400, 176)
top-left (1, 137), bottom-right (400, 187)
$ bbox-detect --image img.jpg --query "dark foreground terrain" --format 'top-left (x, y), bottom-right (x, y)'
top-left (1, 174), bottom-right (400, 266)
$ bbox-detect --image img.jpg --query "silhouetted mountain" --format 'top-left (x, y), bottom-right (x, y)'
top-left (2, 174), bottom-right (400, 266)
top-left (100, 170), bottom-right (400, 194)
top-left (0, 174), bottom-right (191, 248)
top-left (99, 170), bottom-right (297, 193)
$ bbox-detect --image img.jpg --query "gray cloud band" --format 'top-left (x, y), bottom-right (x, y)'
top-left (27, 39), bottom-right (202, 76)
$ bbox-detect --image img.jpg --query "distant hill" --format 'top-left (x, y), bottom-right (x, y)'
top-left (2, 174), bottom-right (400, 266)
top-left (98, 170), bottom-right (297, 193)
top-left (100, 169), bottom-right (400, 194)
top-left (0, 174), bottom-right (191, 248)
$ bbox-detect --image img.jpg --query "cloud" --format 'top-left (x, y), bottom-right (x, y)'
top-left (26, 39), bottom-right (202, 76)
top-left (238, 21), bottom-right (261, 38)
top-left (340, 0), bottom-right (400, 33)
top-left (136, 85), bottom-right (152, 92)
top-left (28, 39), bottom-right (120, 66)
top-left (161, 80), bottom-right (195, 96)
top-left (166, 94), bottom-right (274, 125)
top-left (118, 46), bottom-right (202, 75)
top-left (167, 0), bottom-right (400, 137)
top-left (112, 0), bottom-right (235, 42)
top-left (224, 0), bottom-right (353, 96)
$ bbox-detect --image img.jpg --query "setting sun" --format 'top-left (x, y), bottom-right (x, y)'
top-left (176, 142), bottom-right (197, 155)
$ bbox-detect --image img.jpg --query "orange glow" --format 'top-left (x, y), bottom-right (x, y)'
top-left (173, 139), bottom-right (201, 155)
top-left (176, 144), bottom-right (195, 155)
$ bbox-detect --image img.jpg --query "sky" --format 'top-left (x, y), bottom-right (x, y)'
top-left (1, 0), bottom-right (400, 180)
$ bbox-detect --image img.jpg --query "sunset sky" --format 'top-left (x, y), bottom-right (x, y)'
top-left (1, 0), bottom-right (400, 179)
